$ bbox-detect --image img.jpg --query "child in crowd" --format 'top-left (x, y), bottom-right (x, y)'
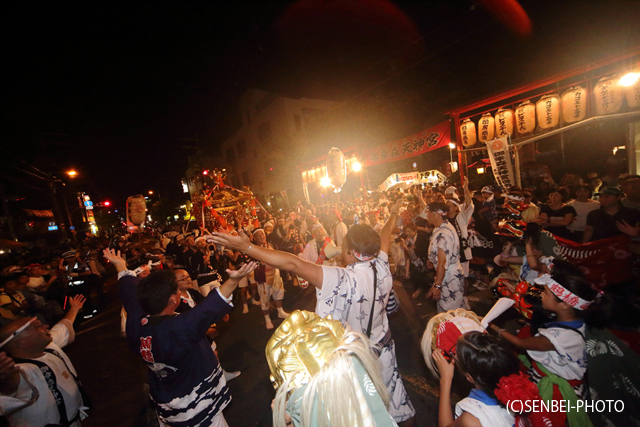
top-left (491, 273), bottom-right (606, 426)
top-left (432, 331), bottom-right (519, 427)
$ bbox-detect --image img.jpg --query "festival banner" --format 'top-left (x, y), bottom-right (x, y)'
top-left (362, 121), bottom-right (451, 167)
top-left (554, 235), bottom-right (634, 289)
top-left (485, 136), bottom-right (516, 189)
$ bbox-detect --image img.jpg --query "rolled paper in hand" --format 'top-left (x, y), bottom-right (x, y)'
top-left (481, 298), bottom-right (515, 329)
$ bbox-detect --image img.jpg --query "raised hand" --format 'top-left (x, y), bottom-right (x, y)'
top-left (211, 229), bottom-right (252, 252)
top-left (102, 249), bottom-right (127, 272)
top-left (227, 261), bottom-right (258, 280)
top-left (69, 294), bottom-right (86, 310)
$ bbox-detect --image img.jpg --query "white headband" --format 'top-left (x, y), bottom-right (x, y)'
top-left (534, 274), bottom-right (593, 310)
top-left (353, 251), bottom-right (376, 262)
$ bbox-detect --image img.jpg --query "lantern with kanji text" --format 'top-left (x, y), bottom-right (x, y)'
top-left (127, 195), bottom-right (147, 225)
top-left (515, 100), bottom-right (536, 137)
top-left (478, 113), bottom-right (495, 143)
top-left (460, 118), bottom-right (477, 147)
top-left (594, 75), bottom-right (623, 115)
top-left (626, 75), bottom-right (640, 109)
top-left (326, 147), bottom-right (347, 192)
top-left (536, 94), bottom-right (560, 130)
top-left (494, 107), bottom-right (514, 138)
top-left (561, 86), bottom-right (587, 124)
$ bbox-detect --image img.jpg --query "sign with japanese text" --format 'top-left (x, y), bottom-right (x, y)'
top-left (363, 121), bottom-right (450, 167)
top-left (485, 136), bottom-right (516, 189)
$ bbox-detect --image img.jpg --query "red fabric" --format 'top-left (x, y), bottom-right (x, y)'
top-left (436, 322), bottom-right (463, 358)
top-left (554, 234), bottom-right (634, 289)
top-left (610, 329), bottom-right (640, 356)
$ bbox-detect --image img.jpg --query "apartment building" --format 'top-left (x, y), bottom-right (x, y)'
top-left (220, 89), bottom-right (336, 207)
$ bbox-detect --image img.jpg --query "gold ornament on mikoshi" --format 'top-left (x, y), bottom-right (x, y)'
top-left (127, 195), bottom-right (146, 225)
top-left (265, 310), bottom-right (345, 390)
top-left (561, 86), bottom-right (587, 124)
top-left (326, 147), bottom-right (347, 191)
top-left (460, 118), bottom-right (477, 147)
top-left (594, 75), bottom-right (623, 115)
top-left (627, 75), bottom-right (640, 109)
top-left (536, 94), bottom-right (560, 130)
top-left (478, 112), bottom-right (495, 142)
top-left (515, 100), bottom-right (536, 136)
top-left (494, 107), bottom-right (514, 138)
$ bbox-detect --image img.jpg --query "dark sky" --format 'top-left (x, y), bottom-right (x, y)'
top-left (3, 0), bottom-right (640, 206)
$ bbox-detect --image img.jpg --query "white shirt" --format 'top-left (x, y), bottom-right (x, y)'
top-left (317, 252), bottom-right (392, 344)
top-left (330, 222), bottom-right (348, 248)
top-left (455, 397), bottom-right (514, 427)
top-left (26, 276), bottom-right (45, 290)
top-left (1, 320), bottom-right (85, 427)
top-left (528, 323), bottom-right (587, 380)
top-left (567, 199), bottom-right (600, 232)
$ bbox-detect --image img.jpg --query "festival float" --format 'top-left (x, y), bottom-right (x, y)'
top-left (187, 168), bottom-right (265, 230)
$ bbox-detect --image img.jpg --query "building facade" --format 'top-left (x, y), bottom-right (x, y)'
top-left (220, 89), bottom-right (336, 208)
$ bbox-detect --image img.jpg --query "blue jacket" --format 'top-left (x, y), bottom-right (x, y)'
top-left (119, 274), bottom-right (232, 426)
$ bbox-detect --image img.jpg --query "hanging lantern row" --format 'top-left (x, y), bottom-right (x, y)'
top-left (460, 72), bottom-right (640, 148)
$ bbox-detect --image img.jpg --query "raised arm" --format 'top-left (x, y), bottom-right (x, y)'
top-left (380, 199), bottom-right (403, 255)
top-left (462, 178), bottom-right (472, 209)
top-left (209, 231), bottom-right (325, 289)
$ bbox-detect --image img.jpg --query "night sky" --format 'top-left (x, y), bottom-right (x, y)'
top-left (4, 0), bottom-right (640, 207)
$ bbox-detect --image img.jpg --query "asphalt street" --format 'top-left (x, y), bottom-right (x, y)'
top-left (66, 276), bottom-right (497, 427)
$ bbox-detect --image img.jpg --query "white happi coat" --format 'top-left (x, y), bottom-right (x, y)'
top-left (316, 252), bottom-right (415, 423)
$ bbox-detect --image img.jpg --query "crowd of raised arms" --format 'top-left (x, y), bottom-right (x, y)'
top-left (1, 169), bottom-right (639, 427)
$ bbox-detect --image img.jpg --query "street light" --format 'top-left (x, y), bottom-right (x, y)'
top-left (620, 72), bottom-right (639, 87)
top-left (148, 191), bottom-right (153, 195)
top-left (66, 170), bottom-right (78, 178)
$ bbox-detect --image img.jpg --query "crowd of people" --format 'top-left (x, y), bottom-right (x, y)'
top-left (0, 165), bottom-right (639, 427)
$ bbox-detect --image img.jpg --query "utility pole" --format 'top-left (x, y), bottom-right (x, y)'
top-left (0, 182), bottom-right (18, 241)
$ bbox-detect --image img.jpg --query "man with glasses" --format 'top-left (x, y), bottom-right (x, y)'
top-left (0, 295), bottom-right (88, 426)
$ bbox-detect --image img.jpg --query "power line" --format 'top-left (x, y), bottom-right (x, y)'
top-left (0, 174), bottom-right (47, 192)
top-left (0, 149), bottom-right (51, 179)
top-left (0, 160), bottom-right (50, 182)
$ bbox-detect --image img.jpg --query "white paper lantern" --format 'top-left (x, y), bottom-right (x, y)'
top-left (627, 76), bottom-right (640, 109)
top-left (561, 86), bottom-right (587, 124)
top-left (460, 118), bottom-right (477, 147)
top-left (594, 75), bottom-right (623, 115)
top-left (536, 94), bottom-right (560, 130)
top-left (128, 195), bottom-right (147, 225)
top-left (515, 100), bottom-right (536, 136)
top-left (326, 147), bottom-right (347, 191)
top-left (478, 113), bottom-right (495, 142)
top-left (494, 107), bottom-right (514, 138)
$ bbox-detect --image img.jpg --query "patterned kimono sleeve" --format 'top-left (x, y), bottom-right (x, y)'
top-left (316, 266), bottom-right (349, 319)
